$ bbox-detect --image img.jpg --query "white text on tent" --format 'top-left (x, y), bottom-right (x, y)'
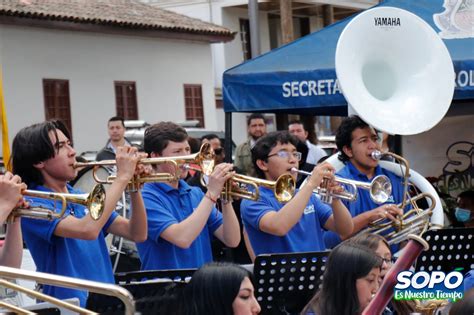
top-left (282, 79), bottom-right (342, 98)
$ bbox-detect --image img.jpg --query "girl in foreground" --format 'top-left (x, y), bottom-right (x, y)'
top-left (183, 262), bottom-right (261, 315)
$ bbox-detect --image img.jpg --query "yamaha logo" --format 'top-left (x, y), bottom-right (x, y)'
top-left (374, 17), bottom-right (401, 27)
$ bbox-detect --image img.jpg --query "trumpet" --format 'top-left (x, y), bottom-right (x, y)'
top-left (222, 173), bottom-right (295, 203)
top-left (8, 184), bottom-right (106, 222)
top-left (74, 143), bottom-right (215, 191)
top-left (291, 167), bottom-right (392, 204)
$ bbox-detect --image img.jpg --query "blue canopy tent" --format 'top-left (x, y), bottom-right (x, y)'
top-left (223, 0), bottom-right (474, 117)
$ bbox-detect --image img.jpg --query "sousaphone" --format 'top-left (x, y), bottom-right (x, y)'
top-left (327, 6), bottom-right (455, 234)
top-left (329, 6), bottom-right (455, 314)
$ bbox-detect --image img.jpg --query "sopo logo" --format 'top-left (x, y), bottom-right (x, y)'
top-left (395, 271), bottom-right (463, 289)
top-left (394, 271), bottom-right (464, 301)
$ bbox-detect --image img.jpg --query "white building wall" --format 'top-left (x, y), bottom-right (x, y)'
top-left (220, 6), bottom-right (273, 145)
top-left (0, 25), bottom-right (217, 154)
top-left (150, 2), bottom-right (274, 145)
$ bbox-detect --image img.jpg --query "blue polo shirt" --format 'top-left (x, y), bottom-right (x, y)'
top-left (241, 186), bottom-right (332, 256)
top-left (137, 180), bottom-right (223, 270)
top-left (21, 184), bottom-right (118, 307)
top-left (323, 162), bottom-right (405, 249)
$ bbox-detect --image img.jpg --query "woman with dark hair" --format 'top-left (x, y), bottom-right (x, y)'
top-left (302, 242), bottom-right (382, 315)
top-left (350, 233), bottom-right (417, 315)
top-left (350, 233), bottom-right (392, 281)
top-left (183, 262), bottom-right (261, 315)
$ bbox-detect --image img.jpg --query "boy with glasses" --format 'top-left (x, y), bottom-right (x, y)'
top-left (240, 131), bottom-right (353, 256)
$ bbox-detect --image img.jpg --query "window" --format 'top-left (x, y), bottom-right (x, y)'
top-left (43, 79), bottom-right (73, 138)
top-left (114, 81), bottom-right (138, 119)
top-left (215, 88), bottom-right (223, 109)
top-left (239, 18), bottom-right (252, 61)
top-left (184, 84), bottom-right (205, 127)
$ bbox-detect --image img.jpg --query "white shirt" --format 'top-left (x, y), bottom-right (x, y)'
top-left (306, 140), bottom-right (328, 165)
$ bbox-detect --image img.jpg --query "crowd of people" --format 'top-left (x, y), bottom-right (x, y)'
top-left (0, 114), bottom-right (472, 314)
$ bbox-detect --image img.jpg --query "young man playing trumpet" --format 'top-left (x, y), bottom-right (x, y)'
top-left (0, 171), bottom-right (26, 268)
top-left (136, 122), bottom-right (240, 270)
top-left (11, 120), bottom-right (147, 306)
top-left (323, 115), bottom-right (405, 249)
top-left (240, 131), bottom-right (353, 257)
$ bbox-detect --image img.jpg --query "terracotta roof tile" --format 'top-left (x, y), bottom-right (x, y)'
top-left (0, 0), bottom-right (234, 38)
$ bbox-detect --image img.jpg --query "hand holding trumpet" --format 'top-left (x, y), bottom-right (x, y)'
top-left (0, 172), bottom-right (28, 223)
top-left (114, 146), bottom-right (149, 188)
top-left (206, 163), bottom-right (235, 199)
top-left (305, 163), bottom-right (336, 189)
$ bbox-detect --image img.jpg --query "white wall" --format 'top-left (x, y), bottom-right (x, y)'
top-left (219, 6), bottom-right (272, 145)
top-left (0, 25), bottom-right (216, 154)
top-left (145, 1), bottom-right (325, 145)
top-left (152, 2), bottom-right (275, 145)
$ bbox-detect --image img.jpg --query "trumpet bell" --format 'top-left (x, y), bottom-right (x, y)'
top-left (336, 7), bottom-right (455, 135)
top-left (274, 174), bottom-right (296, 203)
top-left (370, 175), bottom-right (392, 204)
top-left (88, 184), bottom-right (106, 220)
top-left (195, 142), bottom-right (215, 176)
top-left (222, 173), bottom-right (296, 203)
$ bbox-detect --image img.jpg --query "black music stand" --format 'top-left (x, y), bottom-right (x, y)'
top-left (87, 269), bottom-right (196, 314)
top-left (415, 227), bottom-right (474, 274)
top-left (87, 280), bottom-right (187, 314)
top-left (114, 268), bottom-right (196, 285)
top-left (253, 251), bottom-right (330, 315)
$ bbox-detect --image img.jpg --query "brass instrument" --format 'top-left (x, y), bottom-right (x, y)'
top-left (74, 143), bottom-right (215, 191)
top-left (367, 193), bottom-right (436, 245)
top-left (363, 150), bottom-right (438, 244)
top-left (292, 167), bottom-right (392, 204)
top-left (8, 184), bottom-right (105, 222)
top-left (371, 150), bottom-right (410, 209)
top-left (222, 173), bottom-right (295, 203)
top-left (414, 299), bottom-right (450, 315)
top-left (0, 266), bottom-right (135, 315)
top-left (337, 5), bottom-right (454, 314)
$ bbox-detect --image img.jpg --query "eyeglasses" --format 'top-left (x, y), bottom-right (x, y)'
top-left (267, 151), bottom-right (302, 161)
top-left (379, 256), bottom-right (394, 265)
top-left (214, 148), bottom-right (224, 155)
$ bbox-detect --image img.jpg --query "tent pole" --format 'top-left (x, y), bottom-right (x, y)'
top-left (225, 112), bottom-right (233, 163)
top-left (248, 0), bottom-right (261, 58)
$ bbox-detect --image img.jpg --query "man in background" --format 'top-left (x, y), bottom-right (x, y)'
top-left (201, 134), bottom-right (225, 165)
top-left (288, 120), bottom-right (327, 165)
top-left (187, 134), bottom-right (225, 191)
top-left (235, 114), bottom-right (267, 177)
top-left (96, 116), bottom-right (132, 161)
top-left (453, 190), bottom-right (474, 228)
